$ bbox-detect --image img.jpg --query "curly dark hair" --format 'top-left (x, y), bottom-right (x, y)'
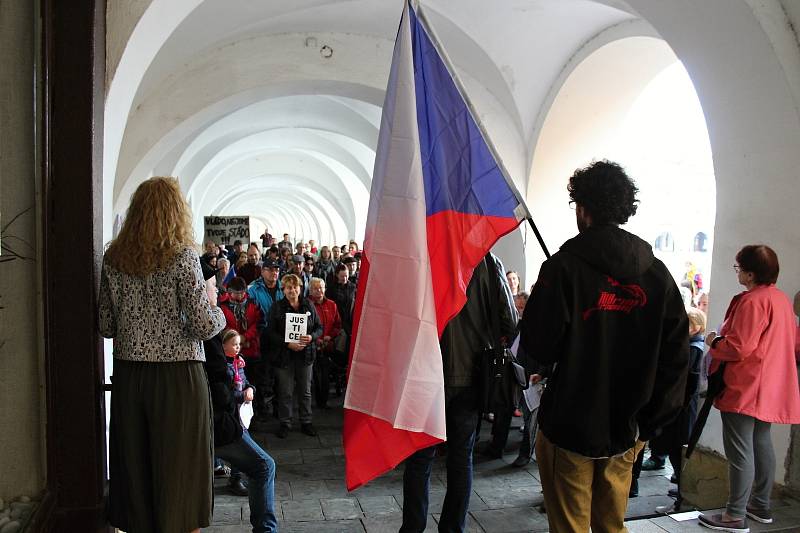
top-left (567, 160), bottom-right (639, 225)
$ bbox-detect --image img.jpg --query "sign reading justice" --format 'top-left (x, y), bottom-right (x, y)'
top-left (285, 313), bottom-right (308, 343)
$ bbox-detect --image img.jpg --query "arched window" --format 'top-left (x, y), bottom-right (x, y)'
top-left (654, 231), bottom-right (674, 252)
top-left (694, 231), bottom-right (708, 252)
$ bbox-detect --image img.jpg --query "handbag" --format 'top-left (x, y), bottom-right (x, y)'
top-left (478, 254), bottom-right (526, 412)
top-left (481, 346), bottom-right (528, 413)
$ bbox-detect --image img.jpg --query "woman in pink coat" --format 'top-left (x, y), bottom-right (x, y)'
top-left (699, 245), bottom-right (800, 532)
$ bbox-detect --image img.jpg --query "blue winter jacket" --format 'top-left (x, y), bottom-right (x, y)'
top-left (248, 277), bottom-right (284, 330)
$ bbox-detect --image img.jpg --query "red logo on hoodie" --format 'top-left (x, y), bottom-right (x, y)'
top-left (583, 276), bottom-right (647, 320)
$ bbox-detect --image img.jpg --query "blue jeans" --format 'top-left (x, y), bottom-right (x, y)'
top-left (215, 430), bottom-right (278, 533)
top-left (401, 386), bottom-right (479, 533)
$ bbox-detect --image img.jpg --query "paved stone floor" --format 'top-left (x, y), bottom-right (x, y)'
top-left (204, 396), bottom-right (800, 532)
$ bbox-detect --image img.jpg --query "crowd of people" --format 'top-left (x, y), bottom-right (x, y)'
top-left (99, 169), bottom-right (800, 533)
top-left (198, 235), bottom-right (361, 437)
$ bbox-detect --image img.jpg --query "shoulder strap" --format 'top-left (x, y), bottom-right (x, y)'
top-left (482, 255), bottom-right (502, 349)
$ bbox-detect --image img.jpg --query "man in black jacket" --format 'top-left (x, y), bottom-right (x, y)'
top-left (520, 160), bottom-right (689, 532)
top-left (401, 253), bottom-right (517, 533)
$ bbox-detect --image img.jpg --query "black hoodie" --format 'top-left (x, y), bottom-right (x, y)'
top-left (520, 225), bottom-right (689, 458)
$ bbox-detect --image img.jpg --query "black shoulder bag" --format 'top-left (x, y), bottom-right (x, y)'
top-left (480, 257), bottom-right (528, 413)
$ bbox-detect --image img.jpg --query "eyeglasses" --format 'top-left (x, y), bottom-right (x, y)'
top-left (733, 264), bottom-right (741, 273)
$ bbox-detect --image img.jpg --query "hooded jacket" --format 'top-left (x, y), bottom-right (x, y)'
top-left (247, 276), bottom-right (284, 329)
top-left (520, 224), bottom-right (689, 458)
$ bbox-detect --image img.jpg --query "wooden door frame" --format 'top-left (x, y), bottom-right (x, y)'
top-left (32, 0), bottom-right (111, 531)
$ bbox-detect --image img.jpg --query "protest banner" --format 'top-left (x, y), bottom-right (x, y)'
top-left (204, 216), bottom-right (251, 246)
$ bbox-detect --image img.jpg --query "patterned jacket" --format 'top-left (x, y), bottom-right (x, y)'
top-left (99, 246), bottom-right (226, 362)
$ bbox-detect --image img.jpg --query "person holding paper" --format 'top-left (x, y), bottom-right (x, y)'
top-left (267, 273), bottom-right (323, 438)
top-left (520, 161), bottom-right (689, 533)
top-left (511, 292), bottom-right (550, 468)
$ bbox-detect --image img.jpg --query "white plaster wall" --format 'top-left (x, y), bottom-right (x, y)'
top-left (106, 0), bottom-right (152, 89)
top-left (0, 0), bottom-right (45, 500)
top-left (626, 0), bottom-right (800, 484)
top-left (527, 35), bottom-right (677, 285)
top-left (114, 31), bottom-right (394, 201)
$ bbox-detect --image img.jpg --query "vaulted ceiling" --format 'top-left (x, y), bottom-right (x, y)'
top-left (106, 0), bottom-right (641, 243)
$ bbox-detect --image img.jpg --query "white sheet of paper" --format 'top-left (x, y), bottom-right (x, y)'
top-left (285, 312), bottom-right (308, 343)
top-left (669, 511), bottom-right (701, 521)
top-left (239, 401), bottom-right (254, 429)
top-left (524, 382), bottom-right (544, 411)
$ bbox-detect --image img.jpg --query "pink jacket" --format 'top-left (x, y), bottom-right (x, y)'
top-left (710, 285), bottom-right (800, 423)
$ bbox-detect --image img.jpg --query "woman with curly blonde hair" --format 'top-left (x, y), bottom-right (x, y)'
top-left (99, 177), bottom-right (226, 533)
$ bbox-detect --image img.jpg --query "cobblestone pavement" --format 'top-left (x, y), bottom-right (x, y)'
top-left (204, 396), bottom-right (800, 532)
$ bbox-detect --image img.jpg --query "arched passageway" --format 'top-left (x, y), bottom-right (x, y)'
top-left (103, 0), bottom-right (800, 497)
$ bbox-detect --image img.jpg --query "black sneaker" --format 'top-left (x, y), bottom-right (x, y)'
top-left (228, 477), bottom-right (249, 497)
top-left (276, 424), bottom-right (290, 438)
top-left (511, 456), bottom-right (530, 467)
top-left (745, 506), bottom-right (772, 524)
top-left (477, 443), bottom-right (502, 459)
top-left (301, 423), bottom-right (318, 437)
top-left (641, 457), bottom-right (666, 470)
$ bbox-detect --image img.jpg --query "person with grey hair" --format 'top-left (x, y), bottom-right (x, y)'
top-left (309, 277), bottom-right (343, 408)
top-left (216, 258), bottom-right (230, 292)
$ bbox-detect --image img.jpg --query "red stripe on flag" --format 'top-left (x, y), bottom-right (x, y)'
top-left (343, 409), bottom-right (442, 491)
top-left (426, 211), bottom-right (521, 335)
top-left (343, 251), bottom-right (442, 490)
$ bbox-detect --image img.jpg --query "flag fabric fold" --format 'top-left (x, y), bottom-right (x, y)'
top-left (343, 1), bottom-right (527, 491)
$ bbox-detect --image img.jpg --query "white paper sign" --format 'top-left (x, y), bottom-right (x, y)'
top-left (239, 402), bottom-right (253, 429)
top-left (524, 382), bottom-right (544, 411)
top-left (285, 313), bottom-right (308, 342)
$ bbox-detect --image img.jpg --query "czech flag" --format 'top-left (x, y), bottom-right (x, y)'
top-left (342, 1), bottom-right (529, 491)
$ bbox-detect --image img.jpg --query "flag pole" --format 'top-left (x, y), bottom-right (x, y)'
top-left (413, 3), bottom-right (550, 259)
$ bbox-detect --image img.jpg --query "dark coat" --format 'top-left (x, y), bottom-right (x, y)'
top-left (203, 335), bottom-right (243, 447)
top-left (314, 260), bottom-right (336, 284)
top-left (266, 297), bottom-right (323, 368)
top-left (326, 280), bottom-right (357, 335)
top-left (520, 224), bottom-right (689, 458)
top-left (439, 253), bottom-right (518, 388)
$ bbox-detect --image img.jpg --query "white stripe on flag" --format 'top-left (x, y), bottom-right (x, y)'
top-left (343, 3), bottom-right (446, 440)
